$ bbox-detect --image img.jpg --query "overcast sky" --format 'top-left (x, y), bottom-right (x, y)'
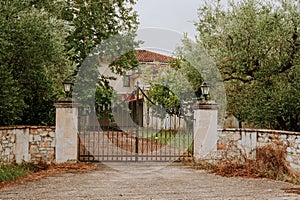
top-left (133, 0), bottom-right (229, 54)
top-left (134, 0), bottom-right (203, 39)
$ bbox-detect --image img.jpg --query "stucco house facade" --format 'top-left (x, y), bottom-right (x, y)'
top-left (92, 50), bottom-right (177, 130)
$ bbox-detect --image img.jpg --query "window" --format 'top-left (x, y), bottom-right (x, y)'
top-left (123, 75), bottom-right (130, 87)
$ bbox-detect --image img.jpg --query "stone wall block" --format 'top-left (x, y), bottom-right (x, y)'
top-left (280, 134), bottom-right (287, 139)
top-left (43, 137), bottom-right (53, 142)
top-left (29, 134), bottom-right (34, 142)
top-left (34, 135), bottom-right (41, 142)
top-left (288, 135), bottom-right (296, 141)
top-left (281, 140), bottom-right (288, 146)
top-left (10, 135), bottom-right (15, 143)
top-left (2, 140), bottom-right (8, 144)
top-left (39, 150), bottom-right (47, 155)
top-left (4, 148), bottom-right (11, 156)
top-left (49, 131), bottom-right (55, 138)
top-left (30, 128), bottom-right (37, 135)
top-left (30, 145), bottom-right (39, 154)
top-left (47, 152), bottom-right (55, 162)
top-left (287, 155), bottom-right (293, 162)
top-left (31, 154), bottom-right (42, 159)
top-left (51, 140), bottom-right (55, 148)
top-left (41, 142), bottom-right (51, 148)
top-left (217, 143), bottom-right (227, 150)
top-left (40, 131), bottom-right (49, 137)
top-left (9, 154), bottom-right (15, 162)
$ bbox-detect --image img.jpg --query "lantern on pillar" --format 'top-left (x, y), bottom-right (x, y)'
top-left (63, 78), bottom-right (73, 98)
top-left (201, 82), bottom-right (210, 101)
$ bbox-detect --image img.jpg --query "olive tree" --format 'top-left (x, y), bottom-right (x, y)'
top-left (0, 0), bottom-right (73, 125)
top-left (195, 0), bottom-right (299, 131)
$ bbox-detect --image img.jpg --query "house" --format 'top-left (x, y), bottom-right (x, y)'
top-left (113, 49), bottom-right (174, 96)
top-left (94, 50), bottom-right (177, 130)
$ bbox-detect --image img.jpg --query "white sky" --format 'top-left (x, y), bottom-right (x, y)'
top-left (133, 0), bottom-right (229, 54)
top-left (134, 0), bottom-right (203, 39)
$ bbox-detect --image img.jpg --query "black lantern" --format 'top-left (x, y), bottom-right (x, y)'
top-left (201, 82), bottom-right (210, 100)
top-left (63, 78), bottom-right (73, 98)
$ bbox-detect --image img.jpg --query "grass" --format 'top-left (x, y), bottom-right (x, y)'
top-left (149, 130), bottom-right (193, 150)
top-left (0, 164), bottom-right (27, 182)
top-left (149, 129), bottom-right (177, 144)
top-left (0, 162), bottom-right (96, 189)
top-left (0, 162), bottom-right (48, 183)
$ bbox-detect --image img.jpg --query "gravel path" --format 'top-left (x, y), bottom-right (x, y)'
top-left (0, 163), bottom-right (299, 200)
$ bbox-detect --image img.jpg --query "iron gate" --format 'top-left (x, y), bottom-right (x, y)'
top-left (78, 87), bottom-right (194, 162)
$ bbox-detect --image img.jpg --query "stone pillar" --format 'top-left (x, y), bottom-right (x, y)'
top-left (54, 98), bottom-right (78, 163)
top-left (193, 100), bottom-right (218, 160)
top-left (15, 128), bottom-right (29, 163)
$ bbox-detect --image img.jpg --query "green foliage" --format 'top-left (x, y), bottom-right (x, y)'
top-left (195, 0), bottom-right (300, 131)
top-left (64, 0), bottom-right (139, 69)
top-left (175, 36), bottom-right (227, 126)
top-left (0, 163), bottom-right (29, 182)
top-left (150, 130), bottom-right (193, 152)
top-left (65, 0), bottom-right (140, 115)
top-left (147, 84), bottom-right (180, 117)
top-left (0, 0), bottom-right (74, 125)
top-left (0, 162), bottom-right (49, 183)
top-left (0, 0), bottom-right (139, 125)
top-left (144, 64), bottom-right (198, 121)
top-left (150, 130), bottom-right (177, 144)
top-left (169, 58), bottom-right (204, 98)
top-left (0, 65), bottom-right (26, 125)
top-left (95, 84), bottom-right (114, 119)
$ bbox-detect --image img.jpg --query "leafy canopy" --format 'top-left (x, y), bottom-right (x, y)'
top-left (0, 0), bottom-right (73, 125)
top-left (195, 0), bottom-right (299, 131)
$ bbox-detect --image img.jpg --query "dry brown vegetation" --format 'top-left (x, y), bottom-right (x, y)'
top-left (188, 144), bottom-right (300, 185)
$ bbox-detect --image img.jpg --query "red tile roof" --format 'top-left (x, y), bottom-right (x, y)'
top-left (135, 50), bottom-right (175, 63)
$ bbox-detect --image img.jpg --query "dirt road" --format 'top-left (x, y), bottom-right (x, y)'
top-left (0, 163), bottom-right (299, 199)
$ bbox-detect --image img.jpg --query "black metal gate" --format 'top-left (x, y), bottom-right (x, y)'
top-left (78, 87), bottom-right (193, 162)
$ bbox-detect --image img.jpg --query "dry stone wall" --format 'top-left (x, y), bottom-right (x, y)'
top-left (0, 126), bottom-right (55, 164)
top-left (1, 125), bottom-right (299, 170)
top-left (217, 129), bottom-right (300, 170)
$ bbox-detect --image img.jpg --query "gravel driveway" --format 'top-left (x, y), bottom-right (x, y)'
top-left (0, 162), bottom-right (299, 200)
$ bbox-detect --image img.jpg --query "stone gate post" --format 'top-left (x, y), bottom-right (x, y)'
top-left (54, 98), bottom-right (78, 163)
top-left (193, 100), bottom-right (218, 160)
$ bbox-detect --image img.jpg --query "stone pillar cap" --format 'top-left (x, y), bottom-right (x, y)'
top-left (54, 98), bottom-right (79, 108)
top-left (193, 100), bottom-right (218, 110)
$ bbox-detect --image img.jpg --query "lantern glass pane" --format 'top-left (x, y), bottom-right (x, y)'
top-left (64, 84), bottom-right (71, 92)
